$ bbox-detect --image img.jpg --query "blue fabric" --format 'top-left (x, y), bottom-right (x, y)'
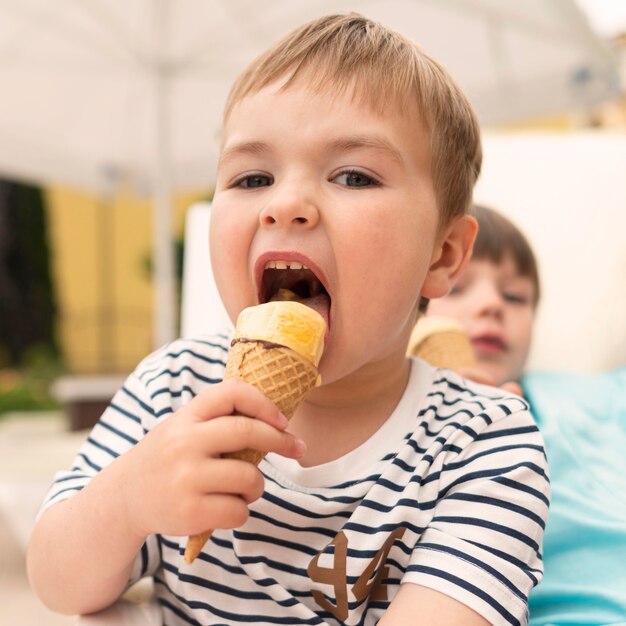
top-left (523, 368), bottom-right (626, 626)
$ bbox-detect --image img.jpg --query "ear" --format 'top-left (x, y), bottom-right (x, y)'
top-left (421, 214), bottom-right (477, 299)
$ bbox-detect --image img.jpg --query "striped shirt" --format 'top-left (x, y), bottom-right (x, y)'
top-left (43, 335), bottom-right (550, 626)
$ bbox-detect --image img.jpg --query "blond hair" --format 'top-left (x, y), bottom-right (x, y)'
top-left (224, 13), bottom-right (482, 225)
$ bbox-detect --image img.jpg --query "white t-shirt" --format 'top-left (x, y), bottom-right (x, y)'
top-left (42, 335), bottom-right (550, 626)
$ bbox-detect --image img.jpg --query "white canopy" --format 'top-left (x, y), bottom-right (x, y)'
top-left (0, 0), bottom-right (620, 346)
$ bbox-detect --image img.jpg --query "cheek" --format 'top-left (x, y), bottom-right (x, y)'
top-left (508, 309), bottom-right (534, 353)
top-left (427, 296), bottom-right (471, 329)
top-left (342, 228), bottom-right (428, 315)
top-left (210, 204), bottom-right (255, 314)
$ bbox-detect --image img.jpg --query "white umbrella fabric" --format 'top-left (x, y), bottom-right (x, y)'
top-left (0, 0), bottom-right (620, 347)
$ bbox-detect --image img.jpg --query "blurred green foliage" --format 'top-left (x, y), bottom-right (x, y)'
top-left (0, 344), bottom-right (64, 416)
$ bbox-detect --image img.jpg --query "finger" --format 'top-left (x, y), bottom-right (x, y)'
top-left (184, 378), bottom-right (288, 430)
top-left (191, 494), bottom-right (251, 532)
top-left (501, 381), bottom-right (524, 397)
top-left (200, 415), bottom-right (306, 460)
top-left (192, 458), bottom-right (266, 504)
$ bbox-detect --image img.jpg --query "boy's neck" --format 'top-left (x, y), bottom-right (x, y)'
top-left (288, 355), bottom-right (412, 467)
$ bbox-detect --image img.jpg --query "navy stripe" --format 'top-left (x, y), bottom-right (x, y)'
top-left (98, 417), bottom-right (139, 445)
top-left (151, 384), bottom-right (201, 402)
top-left (86, 436), bottom-right (119, 459)
top-left (343, 520), bottom-right (426, 536)
top-left (47, 484), bottom-right (85, 500)
top-left (162, 560), bottom-right (296, 603)
top-left (415, 541), bottom-right (526, 600)
top-left (492, 475), bottom-right (551, 506)
top-left (263, 492), bottom-right (352, 518)
top-left (447, 492), bottom-right (546, 529)
top-left (233, 530), bottom-right (319, 557)
top-left (183, 336), bottom-right (231, 351)
top-left (74, 452), bottom-right (102, 472)
top-left (443, 395), bottom-right (489, 410)
top-left (138, 343), bottom-right (228, 381)
top-left (406, 564), bottom-right (520, 625)
top-left (478, 424), bottom-right (539, 441)
top-left (433, 515), bottom-right (541, 554)
top-left (437, 461), bottom-right (549, 498)
top-left (161, 537), bottom-right (246, 577)
top-left (140, 542), bottom-right (149, 576)
top-left (405, 435), bottom-right (429, 453)
top-left (443, 443), bottom-right (546, 472)
top-left (145, 366), bottom-right (222, 387)
top-left (157, 578), bottom-right (324, 624)
top-left (108, 402), bottom-right (143, 426)
top-left (155, 406), bottom-right (175, 418)
top-left (157, 347), bottom-right (228, 366)
top-left (426, 390), bottom-right (493, 412)
top-left (157, 592), bottom-right (203, 625)
top-left (466, 539), bottom-right (542, 584)
top-left (120, 385), bottom-right (155, 416)
top-left (53, 473), bottom-right (90, 483)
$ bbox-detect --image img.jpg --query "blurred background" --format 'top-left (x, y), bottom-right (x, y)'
top-left (0, 1), bottom-right (624, 623)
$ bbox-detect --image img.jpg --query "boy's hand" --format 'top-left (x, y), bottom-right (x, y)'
top-left (121, 379), bottom-right (305, 540)
top-left (459, 367), bottom-right (524, 397)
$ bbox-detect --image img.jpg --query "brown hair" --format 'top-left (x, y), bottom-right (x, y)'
top-left (223, 13), bottom-right (482, 225)
top-left (471, 205), bottom-right (541, 305)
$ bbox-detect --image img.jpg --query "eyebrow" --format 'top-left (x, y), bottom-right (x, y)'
top-left (219, 141), bottom-right (270, 166)
top-left (328, 135), bottom-right (405, 165)
top-left (219, 134), bottom-right (404, 167)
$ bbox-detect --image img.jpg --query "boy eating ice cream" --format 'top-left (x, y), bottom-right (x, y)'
top-left (28, 14), bottom-right (549, 625)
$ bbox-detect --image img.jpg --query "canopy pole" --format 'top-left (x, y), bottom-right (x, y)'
top-left (152, 0), bottom-right (176, 348)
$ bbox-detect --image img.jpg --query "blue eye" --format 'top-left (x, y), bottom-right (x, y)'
top-left (237, 174), bottom-right (272, 188)
top-left (334, 170), bottom-right (378, 188)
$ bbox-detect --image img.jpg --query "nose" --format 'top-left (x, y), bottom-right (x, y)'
top-left (473, 280), bottom-right (504, 320)
top-left (259, 183), bottom-right (320, 229)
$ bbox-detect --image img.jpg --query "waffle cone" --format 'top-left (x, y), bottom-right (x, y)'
top-left (184, 340), bottom-right (319, 563)
top-left (407, 317), bottom-right (475, 372)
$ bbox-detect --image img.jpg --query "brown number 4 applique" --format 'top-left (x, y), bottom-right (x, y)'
top-left (307, 528), bottom-right (407, 620)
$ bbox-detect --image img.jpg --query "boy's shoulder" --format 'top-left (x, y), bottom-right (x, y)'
top-left (131, 333), bottom-right (231, 402)
top-left (418, 362), bottom-right (534, 433)
top-left (409, 362), bottom-right (545, 480)
top-left (140, 333), bottom-right (231, 370)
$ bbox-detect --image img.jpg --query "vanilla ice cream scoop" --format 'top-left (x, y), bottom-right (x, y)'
top-left (233, 299), bottom-right (326, 367)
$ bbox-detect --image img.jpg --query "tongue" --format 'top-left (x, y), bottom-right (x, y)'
top-left (270, 288), bottom-right (331, 329)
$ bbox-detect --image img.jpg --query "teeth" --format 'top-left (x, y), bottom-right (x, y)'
top-left (264, 260), bottom-right (309, 270)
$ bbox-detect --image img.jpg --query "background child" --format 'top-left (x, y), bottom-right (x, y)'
top-left (426, 204), bottom-right (540, 389)
top-left (27, 14), bottom-right (549, 626)
top-left (425, 204), bottom-right (626, 625)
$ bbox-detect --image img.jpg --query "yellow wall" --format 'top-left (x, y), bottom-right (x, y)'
top-left (46, 186), bottom-right (210, 374)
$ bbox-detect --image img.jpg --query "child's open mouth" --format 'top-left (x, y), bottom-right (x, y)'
top-left (260, 261), bottom-right (331, 332)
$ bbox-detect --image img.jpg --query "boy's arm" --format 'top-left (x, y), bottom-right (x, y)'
top-left (380, 584), bottom-right (491, 625)
top-left (27, 451), bottom-right (145, 614)
top-left (27, 379), bottom-right (304, 615)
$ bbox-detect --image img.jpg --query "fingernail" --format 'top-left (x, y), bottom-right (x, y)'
top-left (277, 412), bottom-right (289, 428)
top-left (294, 438), bottom-right (307, 457)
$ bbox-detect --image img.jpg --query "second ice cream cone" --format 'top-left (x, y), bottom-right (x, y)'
top-left (407, 316), bottom-right (475, 372)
